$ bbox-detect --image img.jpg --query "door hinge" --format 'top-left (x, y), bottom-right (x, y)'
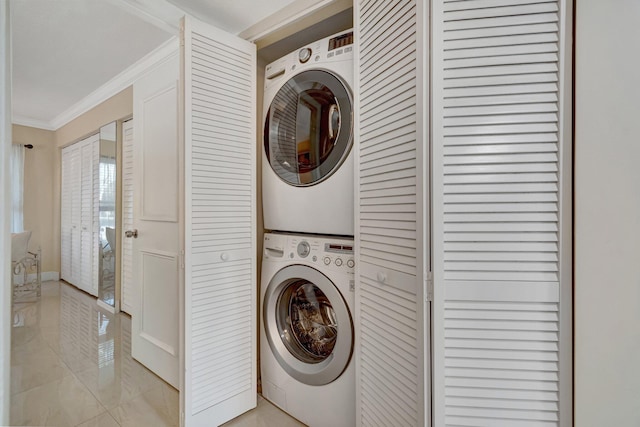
top-left (180, 250), bottom-right (185, 270)
top-left (425, 271), bottom-right (434, 302)
top-left (181, 411), bottom-right (185, 427)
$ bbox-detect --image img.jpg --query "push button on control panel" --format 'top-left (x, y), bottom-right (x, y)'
top-left (347, 259), bottom-right (355, 268)
top-left (335, 258), bottom-right (343, 267)
top-left (323, 256), bottom-right (331, 265)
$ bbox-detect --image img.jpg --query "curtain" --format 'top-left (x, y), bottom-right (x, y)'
top-left (10, 144), bottom-right (24, 232)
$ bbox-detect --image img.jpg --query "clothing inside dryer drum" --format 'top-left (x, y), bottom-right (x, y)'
top-left (277, 280), bottom-right (337, 363)
top-left (265, 70), bottom-right (352, 186)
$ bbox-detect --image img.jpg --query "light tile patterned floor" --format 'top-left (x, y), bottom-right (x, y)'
top-left (10, 281), bottom-right (304, 427)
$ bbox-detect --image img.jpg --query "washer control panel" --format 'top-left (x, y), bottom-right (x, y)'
top-left (264, 233), bottom-right (355, 273)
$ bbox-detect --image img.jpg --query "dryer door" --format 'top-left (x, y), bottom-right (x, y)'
top-left (264, 70), bottom-right (353, 186)
top-left (263, 265), bottom-right (353, 386)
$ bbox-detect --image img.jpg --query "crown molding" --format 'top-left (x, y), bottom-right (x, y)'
top-left (11, 115), bottom-right (56, 131)
top-left (49, 36), bottom-right (179, 131)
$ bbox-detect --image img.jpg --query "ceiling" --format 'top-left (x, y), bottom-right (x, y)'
top-left (11, 0), bottom-right (297, 130)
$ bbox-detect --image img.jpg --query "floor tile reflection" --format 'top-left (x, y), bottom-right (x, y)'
top-left (10, 281), bottom-right (305, 427)
top-left (10, 281), bottom-right (178, 426)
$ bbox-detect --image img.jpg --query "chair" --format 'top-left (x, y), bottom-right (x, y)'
top-left (11, 230), bottom-right (41, 302)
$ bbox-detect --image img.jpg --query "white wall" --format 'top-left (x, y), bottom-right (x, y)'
top-left (575, 1), bottom-right (640, 425)
top-left (0, 1), bottom-right (11, 422)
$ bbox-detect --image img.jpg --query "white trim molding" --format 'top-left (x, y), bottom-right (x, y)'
top-left (11, 115), bottom-right (56, 131)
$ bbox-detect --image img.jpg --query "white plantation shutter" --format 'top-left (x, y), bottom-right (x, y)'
top-left (182, 16), bottom-right (257, 427)
top-left (355, 0), bottom-right (428, 425)
top-left (432, 1), bottom-right (573, 426)
top-left (121, 119), bottom-right (134, 314)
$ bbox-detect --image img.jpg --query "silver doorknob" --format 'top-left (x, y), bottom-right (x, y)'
top-left (125, 229), bottom-right (138, 238)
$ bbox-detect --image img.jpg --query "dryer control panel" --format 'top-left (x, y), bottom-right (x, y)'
top-left (264, 29), bottom-right (354, 90)
top-left (263, 233), bottom-right (355, 274)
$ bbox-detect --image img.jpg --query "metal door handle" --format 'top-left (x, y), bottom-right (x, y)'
top-left (125, 229), bottom-right (138, 238)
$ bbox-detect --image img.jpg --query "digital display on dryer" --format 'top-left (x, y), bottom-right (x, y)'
top-left (328, 32), bottom-right (353, 51)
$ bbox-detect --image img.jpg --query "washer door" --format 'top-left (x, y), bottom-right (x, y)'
top-left (264, 70), bottom-right (353, 187)
top-left (263, 265), bottom-right (353, 386)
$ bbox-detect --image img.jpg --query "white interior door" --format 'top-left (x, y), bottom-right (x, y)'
top-left (131, 49), bottom-right (181, 389)
top-left (182, 16), bottom-right (257, 427)
top-left (431, 1), bottom-right (573, 425)
top-left (80, 134), bottom-right (99, 296)
top-left (355, 0), bottom-right (429, 425)
top-left (61, 147), bottom-right (73, 281)
top-left (121, 118), bottom-right (134, 314)
top-left (70, 144), bottom-right (81, 285)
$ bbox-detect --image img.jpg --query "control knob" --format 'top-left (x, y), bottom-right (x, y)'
top-left (298, 47), bottom-right (312, 63)
top-left (297, 241), bottom-right (310, 258)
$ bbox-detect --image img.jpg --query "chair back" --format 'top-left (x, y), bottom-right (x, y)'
top-left (105, 227), bottom-right (116, 251)
top-left (11, 231), bottom-right (32, 262)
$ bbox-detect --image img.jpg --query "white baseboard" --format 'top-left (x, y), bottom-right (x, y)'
top-left (12, 271), bottom-right (60, 285)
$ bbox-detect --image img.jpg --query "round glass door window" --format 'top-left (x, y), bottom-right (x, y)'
top-left (263, 265), bottom-right (353, 386)
top-left (277, 281), bottom-right (337, 363)
top-left (264, 70), bottom-right (353, 186)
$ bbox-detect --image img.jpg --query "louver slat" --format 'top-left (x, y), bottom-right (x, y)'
top-left (121, 120), bottom-right (134, 314)
top-left (433, 0), bottom-right (571, 425)
top-left (357, 0), bottom-right (426, 424)
top-left (183, 16), bottom-right (256, 427)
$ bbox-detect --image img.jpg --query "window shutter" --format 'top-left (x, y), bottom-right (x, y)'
top-left (432, 1), bottom-right (573, 425)
top-left (182, 16), bottom-right (257, 427)
top-left (355, 0), bottom-right (428, 425)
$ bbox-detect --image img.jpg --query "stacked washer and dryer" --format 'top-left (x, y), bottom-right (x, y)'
top-left (260, 30), bottom-right (356, 427)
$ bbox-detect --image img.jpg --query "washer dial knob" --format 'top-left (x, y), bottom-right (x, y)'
top-left (297, 241), bottom-right (310, 258)
top-left (298, 47), bottom-right (312, 63)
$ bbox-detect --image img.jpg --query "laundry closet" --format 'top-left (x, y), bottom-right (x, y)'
top-left (56, 0), bottom-right (573, 426)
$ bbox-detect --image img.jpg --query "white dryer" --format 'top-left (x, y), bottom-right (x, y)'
top-left (261, 232), bottom-right (355, 427)
top-left (262, 30), bottom-right (354, 236)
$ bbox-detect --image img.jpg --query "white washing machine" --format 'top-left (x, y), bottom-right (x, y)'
top-left (260, 232), bottom-right (355, 427)
top-left (262, 30), bottom-right (354, 236)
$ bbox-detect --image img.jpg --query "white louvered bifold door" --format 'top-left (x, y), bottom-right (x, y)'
top-left (61, 146), bottom-right (73, 282)
top-left (121, 119), bottom-right (134, 314)
top-left (431, 1), bottom-right (573, 426)
top-left (181, 16), bottom-right (257, 427)
top-left (355, 0), bottom-right (429, 425)
top-left (69, 144), bottom-right (81, 285)
top-left (91, 134), bottom-right (100, 296)
top-left (80, 134), bottom-right (98, 296)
